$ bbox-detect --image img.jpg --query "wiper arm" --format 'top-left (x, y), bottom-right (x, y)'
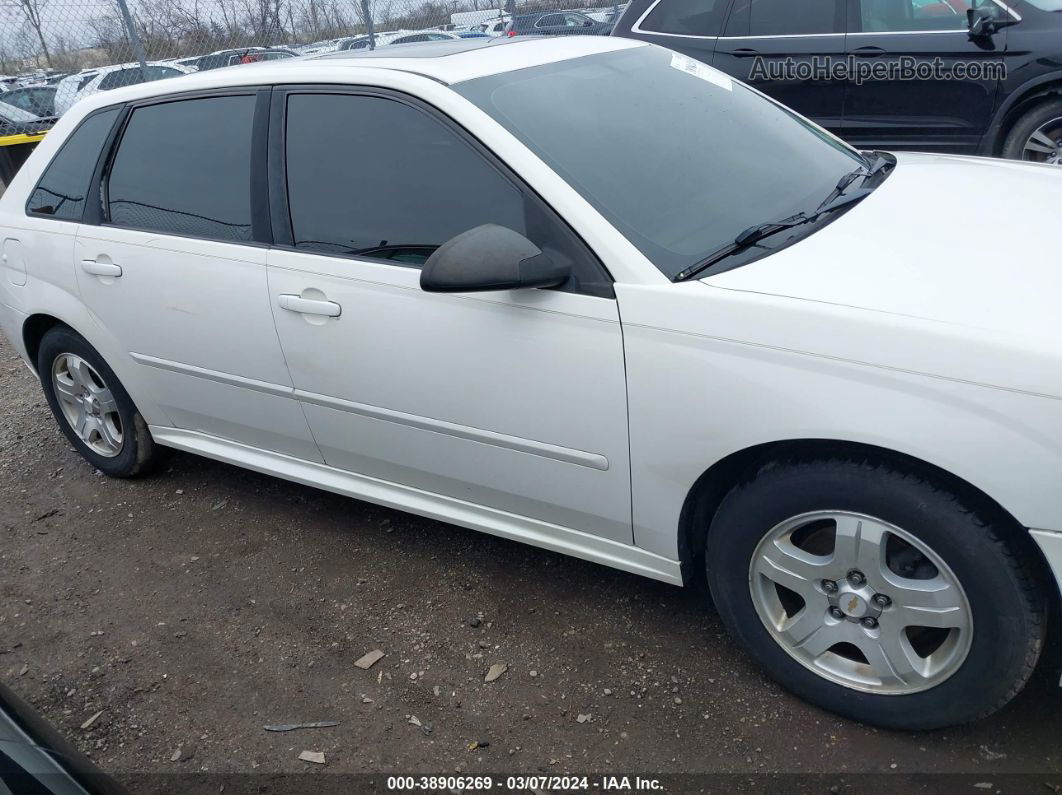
top-left (673, 189), bottom-right (875, 283)
top-left (814, 154), bottom-right (890, 214)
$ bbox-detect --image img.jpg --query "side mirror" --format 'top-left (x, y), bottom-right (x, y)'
top-left (967, 4), bottom-right (1017, 37)
top-left (420, 224), bottom-right (570, 293)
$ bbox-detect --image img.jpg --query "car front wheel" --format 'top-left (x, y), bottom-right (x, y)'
top-left (705, 456), bottom-right (1046, 730)
top-left (1001, 98), bottom-right (1062, 165)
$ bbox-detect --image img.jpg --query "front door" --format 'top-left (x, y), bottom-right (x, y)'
top-left (265, 88), bottom-right (633, 543)
top-left (713, 0), bottom-right (848, 137)
top-left (842, 0), bottom-right (1006, 152)
top-left (74, 92), bottom-right (320, 461)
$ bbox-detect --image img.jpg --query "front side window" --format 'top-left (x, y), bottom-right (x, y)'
top-left (28, 108), bottom-right (120, 220)
top-left (284, 93), bottom-right (526, 265)
top-left (457, 46), bottom-right (865, 279)
top-left (640, 0), bottom-right (728, 36)
top-left (107, 95), bottom-right (255, 242)
top-left (859, 0), bottom-right (972, 31)
top-left (726, 0), bottom-right (843, 36)
top-left (536, 14), bottom-right (563, 26)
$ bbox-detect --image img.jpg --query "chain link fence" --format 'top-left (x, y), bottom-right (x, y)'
top-left (0, 0), bottom-right (628, 123)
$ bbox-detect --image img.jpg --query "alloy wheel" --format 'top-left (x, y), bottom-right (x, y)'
top-left (1022, 117), bottom-right (1062, 165)
top-left (748, 511), bottom-right (972, 694)
top-left (51, 353), bottom-right (124, 458)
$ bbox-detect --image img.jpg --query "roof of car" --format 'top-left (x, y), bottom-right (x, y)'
top-left (70, 37), bottom-right (643, 110)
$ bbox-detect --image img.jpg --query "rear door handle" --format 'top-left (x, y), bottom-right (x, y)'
top-left (81, 259), bottom-right (122, 277)
top-left (731, 48), bottom-right (761, 57)
top-left (851, 46), bottom-right (887, 58)
top-left (278, 294), bottom-right (342, 317)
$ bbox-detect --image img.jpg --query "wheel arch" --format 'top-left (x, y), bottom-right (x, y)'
top-left (678, 438), bottom-right (1054, 597)
top-left (987, 73), bottom-right (1062, 156)
top-left (22, 312), bottom-right (71, 374)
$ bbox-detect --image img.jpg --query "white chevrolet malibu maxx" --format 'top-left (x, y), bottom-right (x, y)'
top-left (0, 37), bottom-right (1058, 730)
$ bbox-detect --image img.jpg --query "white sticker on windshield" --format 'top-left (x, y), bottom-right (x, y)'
top-left (670, 53), bottom-right (733, 92)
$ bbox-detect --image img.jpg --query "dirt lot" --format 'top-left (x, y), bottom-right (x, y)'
top-left (1, 331), bottom-right (1060, 793)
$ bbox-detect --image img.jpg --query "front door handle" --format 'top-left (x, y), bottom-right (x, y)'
top-left (81, 259), bottom-right (122, 277)
top-left (278, 294), bottom-right (342, 317)
top-left (851, 46), bottom-right (887, 58)
top-left (731, 48), bottom-right (761, 57)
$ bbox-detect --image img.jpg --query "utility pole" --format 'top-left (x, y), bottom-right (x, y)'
top-left (114, 0), bottom-right (148, 75)
top-left (361, 0), bottom-right (376, 49)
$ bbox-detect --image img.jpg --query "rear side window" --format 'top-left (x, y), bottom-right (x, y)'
top-left (106, 95), bottom-right (255, 242)
top-left (284, 93), bottom-right (525, 264)
top-left (27, 108), bottom-right (119, 221)
top-left (726, 0), bottom-right (843, 35)
top-left (641, 0), bottom-right (728, 35)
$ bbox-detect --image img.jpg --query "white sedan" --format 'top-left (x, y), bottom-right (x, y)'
top-left (0, 37), bottom-right (1058, 730)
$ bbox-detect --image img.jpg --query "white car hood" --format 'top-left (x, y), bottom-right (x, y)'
top-left (699, 152), bottom-right (1062, 398)
top-left (708, 152), bottom-right (1062, 338)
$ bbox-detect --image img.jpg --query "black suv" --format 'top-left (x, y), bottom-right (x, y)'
top-left (507, 10), bottom-right (615, 36)
top-left (613, 0), bottom-right (1062, 163)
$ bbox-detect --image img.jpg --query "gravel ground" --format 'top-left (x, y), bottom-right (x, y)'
top-left (1, 331), bottom-right (1060, 793)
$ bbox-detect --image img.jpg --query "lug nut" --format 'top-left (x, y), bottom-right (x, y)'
top-left (873, 593), bottom-right (891, 608)
top-left (822, 579), bottom-right (838, 593)
top-left (847, 570), bottom-right (866, 586)
top-left (829, 607), bottom-right (845, 620)
top-left (861, 616), bottom-right (878, 629)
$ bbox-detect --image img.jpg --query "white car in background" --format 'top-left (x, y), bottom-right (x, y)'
top-left (0, 37), bottom-right (1059, 732)
top-left (53, 63), bottom-right (193, 116)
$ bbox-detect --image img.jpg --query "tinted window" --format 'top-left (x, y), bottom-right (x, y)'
top-left (393, 34), bottom-right (430, 43)
top-left (284, 93), bottom-right (525, 265)
top-left (859, 0), bottom-right (971, 31)
top-left (726, 0), bottom-right (841, 35)
top-left (27, 108), bottom-right (119, 220)
top-left (537, 14), bottom-right (563, 25)
top-left (107, 95), bottom-right (255, 241)
top-left (641, 0), bottom-right (727, 35)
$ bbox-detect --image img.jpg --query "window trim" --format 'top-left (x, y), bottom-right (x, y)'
top-left (24, 106), bottom-right (123, 224)
top-left (89, 86), bottom-right (271, 247)
top-left (268, 84), bottom-right (615, 298)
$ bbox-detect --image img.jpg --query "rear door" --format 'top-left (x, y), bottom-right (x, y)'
top-left (714, 0), bottom-right (848, 136)
top-left (843, 0), bottom-right (1006, 152)
top-left (266, 87), bottom-right (633, 543)
top-left (73, 91), bottom-right (320, 460)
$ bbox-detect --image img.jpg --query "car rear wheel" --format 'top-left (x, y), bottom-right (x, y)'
top-left (705, 456), bottom-right (1046, 730)
top-left (1001, 98), bottom-right (1062, 165)
top-left (38, 326), bottom-right (161, 478)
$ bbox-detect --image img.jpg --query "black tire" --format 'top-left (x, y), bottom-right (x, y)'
top-left (705, 456), bottom-right (1046, 730)
top-left (37, 326), bottom-right (161, 478)
top-left (1001, 98), bottom-right (1062, 162)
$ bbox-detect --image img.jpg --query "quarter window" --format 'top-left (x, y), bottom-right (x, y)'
top-left (858, 0), bottom-right (972, 32)
top-left (106, 95), bottom-right (255, 242)
top-left (284, 93), bottom-right (526, 265)
top-left (641, 0), bottom-right (728, 36)
top-left (726, 0), bottom-right (843, 36)
top-left (27, 108), bottom-right (120, 221)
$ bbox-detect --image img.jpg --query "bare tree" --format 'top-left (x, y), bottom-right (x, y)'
top-left (3, 0), bottom-right (51, 66)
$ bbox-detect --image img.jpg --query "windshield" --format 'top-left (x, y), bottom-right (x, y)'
top-left (456, 46), bottom-right (868, 279)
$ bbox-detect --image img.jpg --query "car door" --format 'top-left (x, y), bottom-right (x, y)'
top-left (73, 91), bottom-right (321, 461)
top-left (714, 0), bottom-right (848, 137)
top-left (843, 0), bottom-right (1006, 152)
top-left (266, 88), bottom-right (633, 543)
top-left (619, 0), bottom-right (731, 65)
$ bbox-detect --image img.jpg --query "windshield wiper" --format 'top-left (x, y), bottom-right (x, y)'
top-left (814, 154), bottom-right (891, 212)
top-left (673, 189), bottom-right (873, 283)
